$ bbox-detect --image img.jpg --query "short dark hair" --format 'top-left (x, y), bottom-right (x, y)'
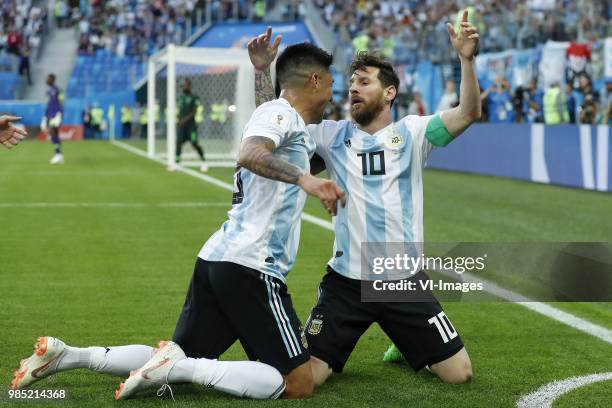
top-left (275, 42), bottom-right (333, 90)
top-left (349, 52), bottom-right (400, 105)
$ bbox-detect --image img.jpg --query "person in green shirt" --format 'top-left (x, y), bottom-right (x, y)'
top-left (177, 79), bottom-right (206, 169)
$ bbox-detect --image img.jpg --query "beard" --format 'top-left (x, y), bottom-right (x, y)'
top-left (350, 97), bottom-right (386, 127)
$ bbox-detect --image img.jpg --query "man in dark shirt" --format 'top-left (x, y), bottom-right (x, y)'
top-left (176, 79), bottom-right (206, 171)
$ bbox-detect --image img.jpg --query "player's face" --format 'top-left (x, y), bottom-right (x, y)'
top-left (311, 69), bottom-right (334, 123)
top-left (349, 67), bottom-right (387, 126)
top-left (182, 81), bottom-right (191, 94)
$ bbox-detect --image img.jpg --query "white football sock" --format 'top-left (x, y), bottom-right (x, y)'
top-left (56, 345), bottom-right (154, 376)
top-left (168, 358), bottom-right (285, 400)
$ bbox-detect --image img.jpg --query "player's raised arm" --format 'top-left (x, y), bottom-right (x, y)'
top-left (439, 10), bottom-right (482, 137)
top-left (248, 26), bottom-right (281, 107)
top-left (238, 136), bottom-right (345, 215)
top-left (0, 116), bottom-right (27, 149)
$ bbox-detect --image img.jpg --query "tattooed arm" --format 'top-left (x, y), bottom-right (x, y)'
top-left (239, 136), bottom-right (303, 184)
top-left (255, 68), bottom-right (276, 107)
top-left (248, 27), bottom-right (281, 107)
top-left (238, 136), bottom-right (346, 214)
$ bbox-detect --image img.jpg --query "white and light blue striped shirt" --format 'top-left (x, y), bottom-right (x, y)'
top-left (308, 114), bottom-right (438, 280)
top-left (199, 98), bottom-right (316, 281)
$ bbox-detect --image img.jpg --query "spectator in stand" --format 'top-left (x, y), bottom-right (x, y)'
top-left (565, 83), bottom-right (576, 124)
top-left (436, 80), bottom-right (458, 112)
top-left (524, 79), bottom-right (544, 123)
top-left (578, 75), bottom-right (600, 107)
top-left (18, 43), bottom-right (31, 85)
top-left (579, 94), bottom-right (598, 124)
top-left (82, 105), bottom-right (93, 139)
top-left (482, 76), bottom-right (514, 123)
top-left (602, 79), bottom-right (612, 124)
top-left (543, 82), bottom-right (569, 125)
top-left (566, 42), bottom-right (591, 90)
top-left (511, 85), bottom-right (526, 123)
top-left (6, 25), bottom-right (21, 55)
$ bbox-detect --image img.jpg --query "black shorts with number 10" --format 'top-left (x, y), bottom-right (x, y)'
top-left (305, 267), bottom-right (464, 373)
top-left (172, 258), bottom-right (309, 375)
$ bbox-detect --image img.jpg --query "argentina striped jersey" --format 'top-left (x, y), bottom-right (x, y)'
top-left (199, 98), bottom-right (316, 281)
top-left (308, 114), bottom-right (443, 280)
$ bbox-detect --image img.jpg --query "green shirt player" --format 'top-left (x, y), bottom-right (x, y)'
top-left (177, 79), bottom-right (207, 171)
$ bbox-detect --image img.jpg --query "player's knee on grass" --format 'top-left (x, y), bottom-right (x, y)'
top-left (310, 356), bottom-right (332, 387)
top-left (430, 347), bottom-right (473, 384)
top-left (282, 361), bottom-right (314, 398)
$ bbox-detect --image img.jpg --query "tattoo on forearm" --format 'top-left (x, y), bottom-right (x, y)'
top-left (239, 136), bottom-right (303, 184)
top-left (255, 68), bottom-right (275, 107)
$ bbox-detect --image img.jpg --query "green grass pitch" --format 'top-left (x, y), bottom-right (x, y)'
top-left (0, 141), bottom-right (610, 407)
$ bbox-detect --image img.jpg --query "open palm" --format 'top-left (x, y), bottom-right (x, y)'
top-left (247, 26), bottom-right (282, 71)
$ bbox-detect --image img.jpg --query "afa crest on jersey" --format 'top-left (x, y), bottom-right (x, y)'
top-left (385, 126), bottom-right (405, 150)
top-left (307, 315), bottom-right (324, 335)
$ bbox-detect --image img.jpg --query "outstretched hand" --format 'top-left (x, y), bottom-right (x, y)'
top-left (298, 173), bottom-right (346, 216)
top-left (0, 116), bottom-right (27, 149)
top-left (447, 10), bottom-right (480, 61)
top-left (247, 26), bottom-right (282, 71)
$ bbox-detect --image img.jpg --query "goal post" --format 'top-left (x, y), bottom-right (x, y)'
top-left (146, 44), bottom-right (256, 169)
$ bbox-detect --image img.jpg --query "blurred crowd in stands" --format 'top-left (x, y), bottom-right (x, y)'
top-left (75, 0), bottom-right (198, 59)
top-left (314, 0), bottom-right (611, 125)
top-left (0, 0), bottom-right (47, 83)
top-left (315, 0), bottom-right (611, 64)
top-left (74, 0), bottom-right (267, 58)
top-left (478, 74), bottom-right (610, 125)
top-left (324, 73), bottom-right (611, 125)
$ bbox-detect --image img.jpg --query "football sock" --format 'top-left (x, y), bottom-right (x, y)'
top-left (51, 133), bottom-right (61, 154)
top-left (192, 142), bottom-right (205, 161)
top-left (56, 345), bottom-right (154, 376)
top-left (168, 358), bottom-right (285, 400)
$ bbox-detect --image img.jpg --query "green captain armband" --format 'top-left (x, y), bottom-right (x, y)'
top-left (425, 114), bottom-right (454, 147)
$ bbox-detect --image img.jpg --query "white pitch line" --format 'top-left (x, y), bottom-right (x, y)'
top-left (435, 267), bottom-right (612, 345)
top-left (516, 372), bottom-right (612, 408)
top-left (0, 202), bottom-right (229, 208)
top-left (111, 140), bottom-right (611, 345)
top-left (112, 140), bottom-right (334, 230)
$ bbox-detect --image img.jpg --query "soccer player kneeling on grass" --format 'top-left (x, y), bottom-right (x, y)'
top-left (11, 43), bottom-right (345, 400)
top-left (250, 12), bottom-right (479, 387)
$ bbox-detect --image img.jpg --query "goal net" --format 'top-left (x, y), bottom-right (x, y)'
top-left (146, 45), bottom-right (255, 169)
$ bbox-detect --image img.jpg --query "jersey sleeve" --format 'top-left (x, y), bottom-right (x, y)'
top-left (307, 120), bottom-right (339, 163)
top-left (243, 102), bottom-right (294, 147)
top-left (401, 113), bottom-right (454, 165)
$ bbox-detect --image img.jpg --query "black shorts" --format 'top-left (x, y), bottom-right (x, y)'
top-left (305, 267), bottom-right (464, 373)
top-left (177, 123), bottom-right (198, 143)
top-left (172, 258), bottom-right (309, 375)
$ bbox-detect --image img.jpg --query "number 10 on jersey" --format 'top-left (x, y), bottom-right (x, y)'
top-left (357, 151), bottom-right (386, 176)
